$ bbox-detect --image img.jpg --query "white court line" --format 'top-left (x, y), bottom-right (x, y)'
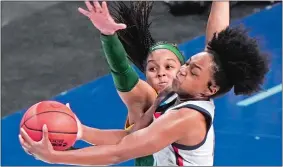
top-left (236, 84), bottom-right (282, 106)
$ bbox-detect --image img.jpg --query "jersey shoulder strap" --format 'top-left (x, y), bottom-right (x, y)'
top-left (168, 100), bottom-right (215, 150)
top-left (156, 93), bottom-right (178, 113)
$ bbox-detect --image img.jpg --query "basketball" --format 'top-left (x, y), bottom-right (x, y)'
top-left (20, 100), bottom-right (78, 151)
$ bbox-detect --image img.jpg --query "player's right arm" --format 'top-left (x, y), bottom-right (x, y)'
top-left (80, 125), bottom-right (128, 145)
top-left (79, 108), bottom-right (153, 146)
top-left (22, 107), bottom-right (207, 166)
top-left (75, 87), bottom-right (170, 145)
top-left (78, 89), bottom-right (168, 145)
top-left (78, 1), bottom-right (157, 125)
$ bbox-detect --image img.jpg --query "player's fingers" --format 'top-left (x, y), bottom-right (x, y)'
top-left (19, 134), bottom-right (32, 154)
top-left (24, 148), bottom-right (32, 155)
top-left (78, 7), bottom-right (91, 17)
top-left (116, 23), bottom-right (127, 30)
top-left (42, 124), bottom-right (49, 142)
top-left (66, 103), bottom-right (71, 109)
top-left (34, 155), bottom-right (40, 160)
top-left (101, 1), bottom-right (110, 15)
top-left (85, 0), bottom-right (94, 12)
top-left (20, 128), bottom-right (34, 146)
top-left (22, 145), bottom-right (32, 155)
top-left (19, 134), bottom-right (29, 148)
top-left (93, 0), bottom-right (102, 13)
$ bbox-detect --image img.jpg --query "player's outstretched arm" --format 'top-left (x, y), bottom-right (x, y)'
top-left (19, 108), bottom-right (207, 166)
top-left (79, 0), bottom-right (157, 125)
top-left (80, 125), bottom-right (129, 145)
top-left (78, 88), bottom-right (171, 145)
top-left (205, 1), bottom-right (230, 46)
top-left (79, 104), bottom-right (157, 146)
top-left (65, 103), bottom-right (129, 145)
top-left (75, 90), bottom-right (168, 145)
top-left (73, 101), bottom-right (157, 146)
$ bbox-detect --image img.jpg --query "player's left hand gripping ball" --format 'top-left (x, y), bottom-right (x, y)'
top-left (19, 125), bottom-right (56, 164)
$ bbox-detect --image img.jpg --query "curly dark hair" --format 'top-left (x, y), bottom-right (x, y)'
top-left (206, 26), bottom-right (270, 96)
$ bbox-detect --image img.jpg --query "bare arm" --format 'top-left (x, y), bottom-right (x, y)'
top-left (80, 125), bottom-right (129, 145)
top-left (206, 1), bottom-right (230, 46)
top-left (129, 88), bottom-right (176, 133)
top-left (79, 1), bottom-right (157, 125)
top-left (79, 105), bottom-right (153, 146)
top-left (80, 87), bottom-right (173, 145)
top-left (52, 108), bottom-right (206, 166)
top-left (80, 89), bottom-right (163, 145)
top-left (119, 79), bottom-right (157, 125)
top-left (127, 102), bottom-right (157, 133)
top-left (79, 104), bottom-right (156, 146)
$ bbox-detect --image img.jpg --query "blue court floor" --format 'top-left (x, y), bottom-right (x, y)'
top-left (1, 3), bottom-right (282, 166)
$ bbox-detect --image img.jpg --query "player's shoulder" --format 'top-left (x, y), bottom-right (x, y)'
top-left (177, 107), bottom-right (203, 116)
top-left (168, 107), bottom-right (205, 122)
top-left (132, 79), bottom-right (157, 100)
top-left (169, 99), bottom-right (215, 118)
top-left (159, 108), bottom-right (206, 135)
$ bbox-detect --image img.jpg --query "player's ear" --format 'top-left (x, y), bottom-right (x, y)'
top-left (205, 82), bottom-right (219, 96)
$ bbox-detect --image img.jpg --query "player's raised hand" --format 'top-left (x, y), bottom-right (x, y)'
top-left (78, 0), bottom-right (127, 35)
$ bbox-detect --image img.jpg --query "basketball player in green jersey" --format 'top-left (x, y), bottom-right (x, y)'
top-left (78, 1), bottom-right (229, 166)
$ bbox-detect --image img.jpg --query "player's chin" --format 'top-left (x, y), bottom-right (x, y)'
top-left (156, 84), bottom-right (169, 94)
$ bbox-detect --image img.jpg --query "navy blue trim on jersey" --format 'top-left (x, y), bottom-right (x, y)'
top-left (171, 103), bottom-right (212, 150)
top-left (171, 134), bottom-right (208, 150)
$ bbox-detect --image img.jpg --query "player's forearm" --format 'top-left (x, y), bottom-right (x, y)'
top-left (128, 104), bottom-right (156, 133)
top-left (129, 89), bottom-right (174, 133)
top-left (52, 145), bottom-right (122, 166)
top-left (100, 34), bottom-right (139, 92)
top-left (206, 1), bottom-right (230, 45)
top-left (81, 125), bottom-right (129, 145)
top-left (52, 124), bottom-right (156, 166)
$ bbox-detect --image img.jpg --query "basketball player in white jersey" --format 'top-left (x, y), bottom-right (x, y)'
top-left (19, 24), bottom-right (269, 166)
top-left (19, 1), bottom-right (230, 166)
top-left (69, 1), bottom-right (230, 166)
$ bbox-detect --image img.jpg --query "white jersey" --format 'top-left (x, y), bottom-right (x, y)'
top-left (153, 94), bottom-right (215, 166)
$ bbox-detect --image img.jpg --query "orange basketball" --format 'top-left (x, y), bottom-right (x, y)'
top-left (20, 100), bottom-right (78, 151)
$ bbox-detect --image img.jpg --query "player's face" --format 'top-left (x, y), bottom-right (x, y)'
top-left (145, 49), bottom-right (182, 93)
top-left (172, 52), bottom-right (219, 98)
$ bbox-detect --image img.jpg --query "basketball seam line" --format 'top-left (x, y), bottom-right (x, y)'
top-left (23, 110), bottom-right (77, 126)
top-left (23, 123), bottom-right (77, 134)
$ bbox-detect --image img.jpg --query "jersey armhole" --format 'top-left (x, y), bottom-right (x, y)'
top-left (172, 104), bottom-right (212, 150)
top-left (178, 104), bottom-right (212, 131)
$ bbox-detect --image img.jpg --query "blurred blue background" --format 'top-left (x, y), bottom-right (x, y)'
top-left (1, 1), bottom-right (282, 166)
